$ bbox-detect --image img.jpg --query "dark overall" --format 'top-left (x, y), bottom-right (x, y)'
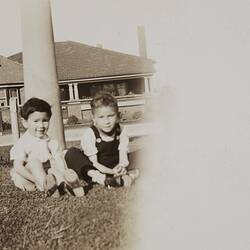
top-left (64, 125), bottom-right (121, 183)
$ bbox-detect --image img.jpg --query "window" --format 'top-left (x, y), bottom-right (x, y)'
top-left (116, 82), bottom-right (127, 96)
top-left (60, 85), bottom-right (70, 101)
top-left (76, 78), bottom-right (146, 100)
top-left (6, 87), bottom-right (22, 105)
top-left (90, 84), bottom-right (102, 97)
top-left (9, 88), bottom-right (18, 98)
top-left (126, 78), bottom-right (145, 95)
top-left (0, 89), bottom-right (6, 106)
top-left (78, 83), bottom-right (92, 99)
top-left (102, 82), bottom-right (117, 96)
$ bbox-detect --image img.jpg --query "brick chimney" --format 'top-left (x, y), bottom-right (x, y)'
top-left (137, 25), bottom-right (147, 58)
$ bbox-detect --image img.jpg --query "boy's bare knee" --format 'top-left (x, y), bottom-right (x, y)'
top-left (87, 170), bottom-right (97, 177)
top-left (88, 170), bottom-right (105, 184)
top-left (26, 159), bottom-right (47, 190)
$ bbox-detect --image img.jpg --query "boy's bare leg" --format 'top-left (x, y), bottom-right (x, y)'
top-left (121, 169), bottom-right (140, 187)
top-left (49, 159), bottom-right (66, 185)
top-left (10, 168), bottom-right (36, 191)
top-left (26, 159), bottom-right (47, 191)
top-left (63, 169), bottom-right (85, 197)
top-left (88, 170), bottom-right (106, 185)
top-left (48, 167), bottom-right (65, 185)
top-left (127, 169), bottom-right (140, 179)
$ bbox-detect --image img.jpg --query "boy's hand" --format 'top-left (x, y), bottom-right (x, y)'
top-left (113, 165), bottom-right (127, 176)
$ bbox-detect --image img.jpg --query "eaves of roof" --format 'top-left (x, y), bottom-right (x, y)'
top-left (3, 41), bottom-right (155, 85)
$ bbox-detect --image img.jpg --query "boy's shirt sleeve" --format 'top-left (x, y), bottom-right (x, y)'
top-left (81, 128), bottom-right (98, 156)
top-left (10, 139), bottom-right (27, 162)
top-left (118, 126), bottom-right (129, 152)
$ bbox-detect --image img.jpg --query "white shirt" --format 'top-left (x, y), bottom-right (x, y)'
top-left (81, 125), bottom-right (129, 157)
top-left (10, 131), bottom-right (60, 163)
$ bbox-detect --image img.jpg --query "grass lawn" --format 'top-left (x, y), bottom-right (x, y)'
top-left (0, 138), bottom-right (147, 250)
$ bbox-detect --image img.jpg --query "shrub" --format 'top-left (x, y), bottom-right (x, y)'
top-left (132, 111), bottom-right (143, 120)
top-left (2, 121), bottom-right (11, 131)
top-left (67, 115), bottom-right (79, 125)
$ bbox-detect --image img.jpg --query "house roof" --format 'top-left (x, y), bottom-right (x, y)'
top-left (0, 56), bottom-right (24, 84)
top-left (7, 41), bottom-right (155, 83)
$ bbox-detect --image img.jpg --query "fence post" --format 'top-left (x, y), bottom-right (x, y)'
top-left (10, 97), bottom-right (20, 141)
top-left (0, 108), bottom-right (3, 136)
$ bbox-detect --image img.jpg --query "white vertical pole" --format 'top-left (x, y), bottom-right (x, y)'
top-left (10, 97), bottom-right (20, 141)
top-left (21, 0), bottom-right (66, 148)
top-left (73, 83), bottom-right (79, 99)
top-left (0, 109), bottom-right (3, 136)
top-left (68, 83), bottom-right (74, 100)
top-left (144, 77), bottom-right (150, 94)
top-left (4, 89), bottom-right (7, 106)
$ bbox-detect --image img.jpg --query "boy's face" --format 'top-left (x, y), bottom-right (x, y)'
top-left (93, 106), bottom-right (118, 134)
top-left (22, 111), bottom-right (50, 139)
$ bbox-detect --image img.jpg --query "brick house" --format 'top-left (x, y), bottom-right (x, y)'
top-left (0, 41), bottom-right (155, 124)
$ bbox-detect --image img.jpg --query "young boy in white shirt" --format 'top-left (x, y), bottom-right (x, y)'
top-left (65, 91), bottom-right (139, 187)
top-left (10, 97), bottom-right (84, 197)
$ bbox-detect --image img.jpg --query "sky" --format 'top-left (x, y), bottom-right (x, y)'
top-left (0, 0), bottom-right (169, 87)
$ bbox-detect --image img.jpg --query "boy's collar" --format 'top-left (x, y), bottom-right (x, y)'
top-left (26, 131), bottom-right (50, 141)
top-left (97, 124), bottom-right (118, 136)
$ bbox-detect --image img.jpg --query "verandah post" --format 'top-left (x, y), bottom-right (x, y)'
top-left (10, 97), bottom-right (20, 141)
top-left (20, 0), bottom-right (66, 149)
top-left (0, 108), bottom-right (3, 136)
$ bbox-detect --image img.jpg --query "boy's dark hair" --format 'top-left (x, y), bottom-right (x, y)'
top-left (90, 91), bottom-right (118, 114)
top-left (21, 97), bottom-right (52, 120)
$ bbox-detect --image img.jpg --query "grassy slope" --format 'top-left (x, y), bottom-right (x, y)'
top-left (0, 141), bottom-right (142, 250)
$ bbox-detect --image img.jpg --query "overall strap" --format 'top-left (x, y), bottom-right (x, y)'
top-left (90, 124), bottom-right (121, 143)
top-left (115, 123), bottom-right (121, 136)
top-left (90, 126), bottom-right (101, 140)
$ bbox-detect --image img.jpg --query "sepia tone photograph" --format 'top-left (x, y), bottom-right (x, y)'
top-left (1, 0), bottom-right (250, 249)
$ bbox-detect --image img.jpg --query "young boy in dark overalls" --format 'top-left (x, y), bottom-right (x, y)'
top-left (65, 91), bottom-right (139, 187)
